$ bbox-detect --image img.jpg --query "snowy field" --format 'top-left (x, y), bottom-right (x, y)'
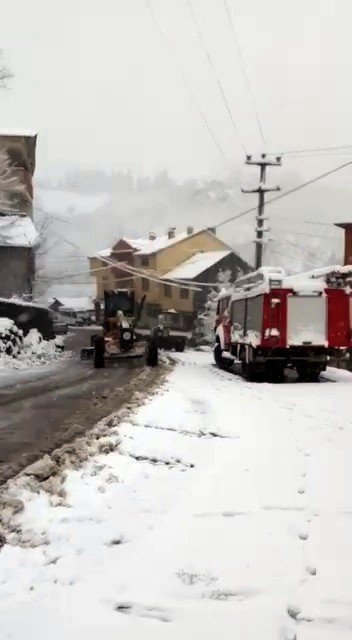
top-left (0, 351), bottom-right (352, 639)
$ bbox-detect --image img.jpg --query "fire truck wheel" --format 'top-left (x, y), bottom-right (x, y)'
top-left (94, 336), bottom-right (105, 368)
top-left (266, 364), bottom-right (285, 383)
top-left (296, 365), bottom-right (321, 382)
top-left (214, 342), bottom-right (232, 371)
top-left (241, 361), bottom-right (255, 381)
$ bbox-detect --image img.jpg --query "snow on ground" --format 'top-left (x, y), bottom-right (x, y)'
top-left (1, 352), bottom-right (352, 639)
top-left (0, 328), bottom-right (66, 372)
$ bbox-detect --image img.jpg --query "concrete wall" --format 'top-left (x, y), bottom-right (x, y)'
top-left (0, 246), bottom-right (35, 298)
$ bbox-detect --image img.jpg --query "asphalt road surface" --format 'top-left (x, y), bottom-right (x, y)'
top-left (0, 328), bottom-right (155, 485)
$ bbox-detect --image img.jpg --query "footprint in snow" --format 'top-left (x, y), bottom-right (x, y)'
top-left (176, 570), bottom-right (217, 586)
top-left (114, 602), bottom-right (171, 623)
top-left (306, 566), bottom-right (317, 576)
top-left (205, 587), bottom-right (259, 601)
top-left (297, 530), bottom-right (309, 541)
top-left (297, 486), bottom-right (306, 495)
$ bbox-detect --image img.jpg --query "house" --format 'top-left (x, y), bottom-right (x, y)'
top-left (90, 226), bottom-right (251, 330)
top-left (0, 131), bottom-right (38, 299)
top-left (48, 296), bottom-right (94, 316)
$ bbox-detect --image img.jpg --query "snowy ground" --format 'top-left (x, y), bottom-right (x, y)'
top-left (0, 351), bottom-right (352, 640)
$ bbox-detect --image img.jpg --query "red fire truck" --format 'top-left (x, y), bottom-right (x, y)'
top-left (214, 267), bottom-right (350, 382)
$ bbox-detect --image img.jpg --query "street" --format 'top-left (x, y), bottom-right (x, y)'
top-left (0, 328), bottom-right (153, 485)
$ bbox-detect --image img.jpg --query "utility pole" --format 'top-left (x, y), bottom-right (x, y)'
top-left (242, 153), bottom-right (282, 270)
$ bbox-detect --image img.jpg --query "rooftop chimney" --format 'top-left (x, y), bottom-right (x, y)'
top-left (335, 222), bottom-right (352, 265)
top-left (187, 225), bottom-right (194, 236)
top-left (148, 231), bottom-right (156, 240)
top-left (167, 226), bottom-right (176, 239)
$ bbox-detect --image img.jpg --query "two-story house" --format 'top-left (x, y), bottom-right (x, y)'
top-left (89, 226), bottom-right (250, 330)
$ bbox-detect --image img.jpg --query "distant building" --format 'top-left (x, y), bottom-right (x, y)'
top-left (90, 227), bottom-right (251, 331)
top-left (0, 130), bottom-right (38, 299)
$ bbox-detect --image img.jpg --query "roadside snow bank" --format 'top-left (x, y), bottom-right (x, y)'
top-left (0, 351), bottom-right (352, 639)
top-left (0, 324), bottom-right (65, 370)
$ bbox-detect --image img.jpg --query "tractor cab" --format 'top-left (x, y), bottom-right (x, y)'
top-left (157, 311), bottom-right (176, 337)
top-left (153, 310), bottom-right (186, 352)
top-left (80, 289), bottom-right (147, 365)
top-left (103, 290), bottom-right (145, 353)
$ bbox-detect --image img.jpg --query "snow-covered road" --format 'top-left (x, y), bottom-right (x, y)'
top-left (0, 351), bottom-right (351, 640)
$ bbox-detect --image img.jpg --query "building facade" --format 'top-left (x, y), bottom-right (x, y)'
top-left (90, 227), bottom-right (251, 330)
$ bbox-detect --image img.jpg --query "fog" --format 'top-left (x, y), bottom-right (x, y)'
top-left (0, 0), bottom-right (349, 292)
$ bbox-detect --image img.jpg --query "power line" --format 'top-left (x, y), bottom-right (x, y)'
top-left (302, 220), bottom-right (338, 227)
top-left (144, 0), bottom-right (232, 167)
top-left (187, 0), bottom-right (247, 154)
top-left (269, 246), bottom-right (321, 270)
top-left (223, 0), bottom-right (266, 147)
top-left (216, 161), bottom-right (352, 229)
top-left (275, 144), bottom-right (352, 156)
top-left (272, 227), bottom-right (336, 240)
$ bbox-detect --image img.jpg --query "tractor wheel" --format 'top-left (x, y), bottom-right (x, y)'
top-left (94, 335), bottom-right (105, 368)
top-left (146, 336), bottom-right (158, 367)
top-left (214, 342), bottom-right (233, 371)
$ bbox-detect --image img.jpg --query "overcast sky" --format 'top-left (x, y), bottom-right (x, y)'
top-left (0, 0), bottom-right (349, 185)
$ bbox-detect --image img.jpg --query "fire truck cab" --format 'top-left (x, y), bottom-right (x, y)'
top-left (214, 267), bottom-right (350, 382)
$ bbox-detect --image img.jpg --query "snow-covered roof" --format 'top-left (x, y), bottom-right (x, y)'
top-left (0, 129), bottom-right (37, 137)
top-left (286, 265), bottom-right (352, 281)
top-left (50, 297), bottom-right (94, 312)
top-left (122, 237), bottom-right (152, 252)
top-left (123, 228), bottom-right (213, 256)
top-left (95, 228), bottom-right (227, 261)
top-left (95, 248), bottom-right (111, 259)
top-left (162, 251), bottom-right (231, 280)
top-left (0, 215), bottom-right (38, 248)
top-left (0, 297), bottom-right (48, 310)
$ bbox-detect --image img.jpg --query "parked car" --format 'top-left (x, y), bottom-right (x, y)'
top-left (52, 313), bottom-right (69, 335)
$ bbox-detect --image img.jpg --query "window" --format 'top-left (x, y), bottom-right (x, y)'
top-left (147, 304), bottom-right (160, 318)
top-left (180, 287), bottom-right (189, 299)
top-left (164, 284), bottom-right (172, 298)
top-left (142, 277), bottom-right (150, 291)
top-left (141, 255), bottom-right (149, 267)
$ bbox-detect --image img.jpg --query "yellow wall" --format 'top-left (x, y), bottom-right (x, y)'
top-left (89, 257), bottom-right (134, 300)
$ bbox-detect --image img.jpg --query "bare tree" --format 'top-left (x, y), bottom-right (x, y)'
top-left (0, 149), bottom-right (27, 212)
top-left (0, 50), bottom-right (13, 89)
